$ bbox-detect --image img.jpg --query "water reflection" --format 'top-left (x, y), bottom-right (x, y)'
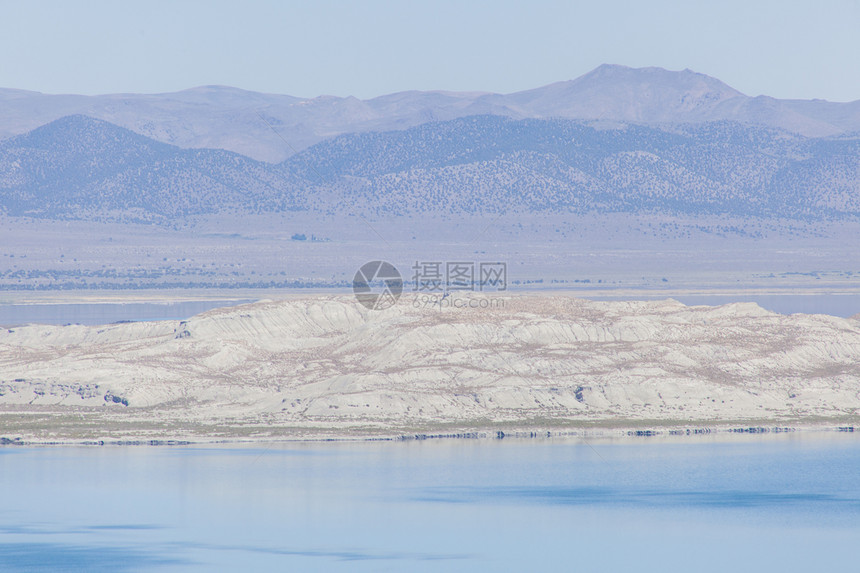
top-left (0, 436), bottom-right (858, 571)
top-left (0, 542), bottom-right (186, 572)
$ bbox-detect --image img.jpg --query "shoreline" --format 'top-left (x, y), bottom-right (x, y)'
top-left (3, 295), bottom-right (859, 446)
top-left (1, 421), bottom-right (856, 447)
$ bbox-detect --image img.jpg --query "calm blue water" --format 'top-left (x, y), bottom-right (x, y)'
top-left (0, 435), bottom-right (858, 571)
top-left (0, 300), bottom-right (255, 327)
top-left (587, 293), bottom-right (860, 318)
top-left (1, 293), bottom-right (858, 328)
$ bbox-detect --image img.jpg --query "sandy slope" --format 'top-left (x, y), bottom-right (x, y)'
top-left (2, 294), bottom-right (859, 441)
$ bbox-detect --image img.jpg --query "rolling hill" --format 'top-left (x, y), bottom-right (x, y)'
top-left (1, 114), bottom-right (858, 223)
top-left (2, 64), bottom-right (859, 162)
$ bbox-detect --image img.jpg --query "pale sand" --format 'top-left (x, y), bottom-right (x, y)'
top-left (2, 294), bottom-right (859, 443)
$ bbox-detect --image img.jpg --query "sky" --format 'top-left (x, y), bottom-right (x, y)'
top-left (1, 0), bottom-right (858, 101)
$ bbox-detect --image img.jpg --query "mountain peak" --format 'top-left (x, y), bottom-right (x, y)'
top-left (15, 114), bottom-right (119, 141)
top-left (163, 85), bottom-right (304, 106)
top-left (1, 67), bottom-right (859, 163)
top-left (574, 63), bottom-right (743, 96)
top-left (4, 114), bottom-right (175, 156)
top-left (501, 64), bottom-right (745, 122)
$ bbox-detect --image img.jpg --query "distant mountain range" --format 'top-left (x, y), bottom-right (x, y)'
top-left (2, 64), bottom-right (859, 162)
top-left (285, 116), bottom-right (860, 220)
top-left (1, 113), bottom-right (858, 223)
top-left (0, 115), bottom-right (302, 221)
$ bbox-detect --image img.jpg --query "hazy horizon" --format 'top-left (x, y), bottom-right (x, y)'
top-left (1, 62), bottom-right (856, 104)
top-left (2, 0), bottom-right (858, 102)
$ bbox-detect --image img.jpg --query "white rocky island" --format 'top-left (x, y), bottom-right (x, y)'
top-left (1, 295), bottom-right (859, 442)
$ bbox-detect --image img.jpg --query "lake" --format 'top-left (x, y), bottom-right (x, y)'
top-left (0, 434), bottom-right (858, 571)
top-left (0, 300), bottom-right (255, 327)
top-left (587, 292), bottom-right (860, 318)
top-left (1, 292), bottom-right (859, 328)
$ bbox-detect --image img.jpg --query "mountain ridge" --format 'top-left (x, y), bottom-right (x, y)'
top-left (2, 64), bottom-right (859, 162)
top-left (2, 113), bottom-right (858, 223)
top-left (0, 115), bottom-right (303, 220)
top-left (3, 295), bottom-right (860, 440)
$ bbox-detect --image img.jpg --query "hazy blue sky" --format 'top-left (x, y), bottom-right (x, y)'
top-left (1, 0), bottom-right (858, 101)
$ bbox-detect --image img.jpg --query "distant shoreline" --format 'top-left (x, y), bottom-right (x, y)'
top-left (1, 421), bottom-right (856, 447)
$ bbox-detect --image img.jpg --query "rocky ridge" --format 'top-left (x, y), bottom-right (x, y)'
top-left (1, 295), bottom-right (859, 440)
